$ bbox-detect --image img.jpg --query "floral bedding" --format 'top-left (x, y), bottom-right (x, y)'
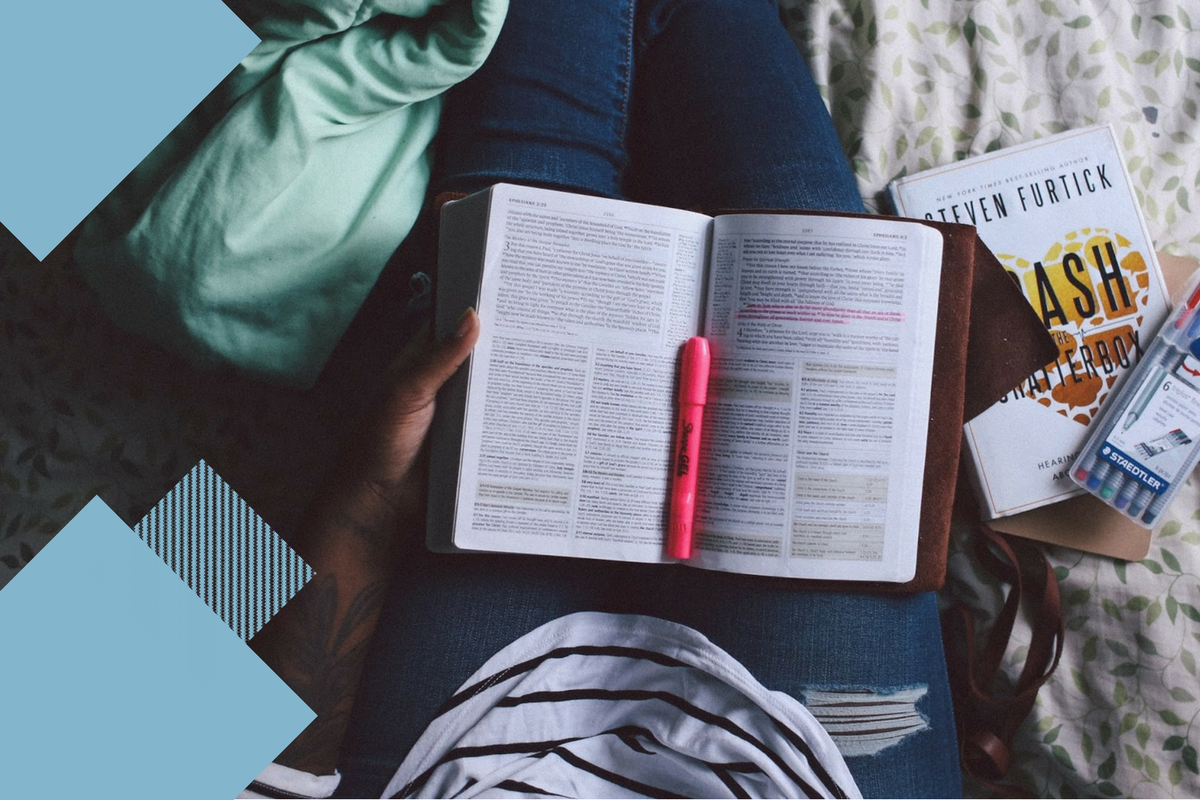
top-left (779, 0), bottom-right (1200, 795)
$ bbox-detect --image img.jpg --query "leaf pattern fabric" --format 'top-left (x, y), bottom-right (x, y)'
top-left (779, 0), bottom-right (1200, 795)
top-left (0, 228), bottom-right (421, 594)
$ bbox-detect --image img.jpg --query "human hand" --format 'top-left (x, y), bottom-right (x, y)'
top-left (354, 308), bottom-right (481, 528)
top-left (255, 309), bottom-right (479, 776)
top-left (313, 308), bottom-right (480, 556)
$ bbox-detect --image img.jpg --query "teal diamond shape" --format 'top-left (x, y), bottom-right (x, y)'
top-left (135, 460), bottom-right (315, 641)
top-left (0, 0), bottom-right (258, 260)
top-left (0, 496), bottom-right (313, 799)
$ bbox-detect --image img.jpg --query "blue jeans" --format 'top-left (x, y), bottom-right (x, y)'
top-left (435, 0), bottom-right (864, 211)
top-left (336, 1), bottom-right (962, 797)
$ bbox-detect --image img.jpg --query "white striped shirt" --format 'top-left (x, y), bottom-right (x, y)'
top-left (244, 612), bottom-right (860, 799)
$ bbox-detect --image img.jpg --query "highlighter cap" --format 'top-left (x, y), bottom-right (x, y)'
top-left (679, 336), bottom-right (711, 405)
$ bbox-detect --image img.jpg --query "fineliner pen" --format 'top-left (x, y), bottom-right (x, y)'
top-left (1128, 485), bottom-right (1154, 518)
top-left (1086, 461), bottom-right (1114, 493)
top-left (1076, 335), bottom-right (1185, 489)
top-left (1074, 411), bottom-right (1127, 488)
top-left (1142, 490), bottom-right (1171, 525)
top-left (667, 337), bottom-right (711, 560)
top-left (1075, 357), bottom-right (1148, 487)
top-left (1121, 340), bottom-right (1183, 432)
top-left (1112, 477), bottom-right (1138, 510)
top-left (1096, 468), bottom-right (1120, 501)
top-left (1073, 269), bottom-right (1200, 527)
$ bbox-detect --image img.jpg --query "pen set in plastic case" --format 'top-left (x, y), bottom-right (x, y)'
top-left (1073, 271), bottom-right (1200, 527)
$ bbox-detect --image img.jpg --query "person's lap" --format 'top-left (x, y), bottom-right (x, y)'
top-left (338, 551), bottom-right (960, 797)
top-left (335, 1), bottom-right (961, 796)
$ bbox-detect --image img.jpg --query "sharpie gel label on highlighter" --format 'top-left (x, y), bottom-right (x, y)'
top-left (1102, 369), bottom-right (1200, 492)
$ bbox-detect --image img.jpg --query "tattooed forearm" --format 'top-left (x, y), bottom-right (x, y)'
top-left (244, 314), bottom-right (478, 780)
top-left (251, 571), bottom-right (390, 775)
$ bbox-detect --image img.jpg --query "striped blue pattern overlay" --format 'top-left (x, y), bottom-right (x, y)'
top-left (135, 460), bottom-right (313, 641)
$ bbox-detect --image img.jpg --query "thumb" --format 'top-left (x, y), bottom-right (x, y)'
top-left (385, 308), bottom-right (481, 415)
top-left (327, 309), bottom-right (480, 526)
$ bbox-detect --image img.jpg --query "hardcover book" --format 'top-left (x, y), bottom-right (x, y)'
top-left (426, 183), bottom-right (1048, 587)
top-left (888, 124), bottom-right (1171, 520)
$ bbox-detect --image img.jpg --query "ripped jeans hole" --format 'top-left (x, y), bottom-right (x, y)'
top-left (802, 686), bottom-right (930, 757)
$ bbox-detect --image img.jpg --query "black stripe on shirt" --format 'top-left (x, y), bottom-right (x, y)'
top-left (619, 728), bottom-right (657, 755)
top-left (444, 724), bottom-right (663, 763)
top-left (396, 725), bottom-right (662, 797)
top-left (770, 718), bottom-right (850, 799)
top-left (394, 735), bottom-right (586, 796)
top-left (706, 760), bottom-right (763, 772)
top-left (548, 743), bottom-right (688, 799)
top-left (246, 780), bottom-right (310, 799)
top-left (437, 645), bottom-right (693, 717)
top-left (394, 720), bottom-right (805, 799)
top-left (493, 778), bottom-right (569, 797)
top-left (496, 688), bottom-right (831, 798)
top-left (709, 763), bottom-right (752, 799)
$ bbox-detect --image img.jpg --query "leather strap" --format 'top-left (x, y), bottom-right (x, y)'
top-left (942, 507), bottom-right (1064, 796)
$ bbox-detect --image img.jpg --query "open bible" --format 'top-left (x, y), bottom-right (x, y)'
top-left (428, 183), bottom-right (945, 582)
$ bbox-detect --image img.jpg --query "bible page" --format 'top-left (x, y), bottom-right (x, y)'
top-left (449, 184), bottom-right (712, 562)
top-left (693, 213), bottom-right (943, 581)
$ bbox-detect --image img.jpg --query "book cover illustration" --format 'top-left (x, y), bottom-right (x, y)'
top-left (889, 125), bottom-right (1170, 517)
top-left (997, 224), bottom-right (1153, 427)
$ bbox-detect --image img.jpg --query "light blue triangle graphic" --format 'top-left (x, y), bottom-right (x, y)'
top-left (0, 0), bottom-right (258, 259)
top-left (0, 496), bottom-right (314, 799)
top-left (136, 460), bottom-right (314, 641)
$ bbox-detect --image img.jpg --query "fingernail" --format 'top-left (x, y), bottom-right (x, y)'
top-left (454, 307), bottom-right (476, 339)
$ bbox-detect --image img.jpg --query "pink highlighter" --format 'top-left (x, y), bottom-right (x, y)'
top-left (667, 337), bottom-right (711, 560)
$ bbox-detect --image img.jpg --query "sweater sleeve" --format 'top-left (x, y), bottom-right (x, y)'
top-left (238, 763), bottom-right (341, 799)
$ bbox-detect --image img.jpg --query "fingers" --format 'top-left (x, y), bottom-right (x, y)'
top-left (427, 307), bottom-right (482, 393)
top-left (387, 308), bottom-right (480, 413)
top-left (326, 309), bottom-right (480, 528)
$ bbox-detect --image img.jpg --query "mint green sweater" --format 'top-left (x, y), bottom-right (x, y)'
top-left (77, 0), bottom-right (507, 388)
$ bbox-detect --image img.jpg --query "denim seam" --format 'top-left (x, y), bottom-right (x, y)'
top-left (615, 0), bottom-right (635, 147)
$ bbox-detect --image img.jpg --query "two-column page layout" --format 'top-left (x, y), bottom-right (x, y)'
top-left (429, 183), bottom-right (943, 582)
